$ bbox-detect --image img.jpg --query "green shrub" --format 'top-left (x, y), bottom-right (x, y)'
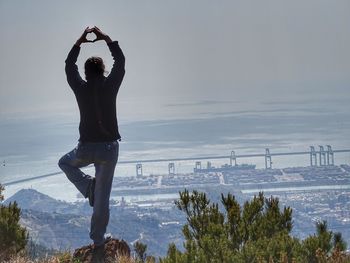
top-left (0, 183), bottom-right (29, 260)
top-left (160, 189), bottom-right (348, 263)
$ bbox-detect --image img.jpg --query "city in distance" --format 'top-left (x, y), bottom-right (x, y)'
top-left (3, 145), bottom-right (350, 257)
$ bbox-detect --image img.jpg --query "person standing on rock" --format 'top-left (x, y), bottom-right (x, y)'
top-left (58, 26), bottom-right (125, 262)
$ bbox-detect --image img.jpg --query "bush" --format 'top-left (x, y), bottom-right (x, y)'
top-left (160, 189), bottom-right (349, 263)
top-left (0, 183), bottom-right (29, 261)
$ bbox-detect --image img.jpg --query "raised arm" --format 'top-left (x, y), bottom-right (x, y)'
top-left (105, 41), bottom-right (125, 89)
top-left (92, 27), bottom-right (125, 89)
top-left (65, 27), bottom-right (93, 90)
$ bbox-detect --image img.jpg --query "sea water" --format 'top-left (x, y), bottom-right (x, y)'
top-left (1, 99), bottom-right (350, 201)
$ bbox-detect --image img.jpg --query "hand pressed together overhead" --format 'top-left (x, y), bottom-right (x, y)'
top-left (75, 26), bottom-right (112, 46)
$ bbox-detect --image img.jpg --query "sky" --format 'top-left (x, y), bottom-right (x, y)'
top-left (1, 0), bottom-right (350, 195)
top-left (0, 0), bottom-right (349, 121)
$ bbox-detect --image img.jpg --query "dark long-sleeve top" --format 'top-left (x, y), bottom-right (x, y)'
top-left (65, 41), bottom-right (125, 142)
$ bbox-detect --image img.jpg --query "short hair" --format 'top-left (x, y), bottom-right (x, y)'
top-left (84, 56), bottom-right (105, 81)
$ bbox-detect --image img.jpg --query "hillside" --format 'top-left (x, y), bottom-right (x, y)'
top-left (4, 188), bottom-right (184, 257)
top-left (3, 188), bottom-right (81, 214)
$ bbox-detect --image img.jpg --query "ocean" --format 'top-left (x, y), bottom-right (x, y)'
top-left (1, 98), bottom-right (350, 201)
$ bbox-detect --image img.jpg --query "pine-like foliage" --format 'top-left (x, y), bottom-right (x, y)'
top-left (160, 189), bottom-right (348, 263)
top-left (0, 183), bottom-right (29, 260)
top-left (134, 241), bottom-right (147, 262)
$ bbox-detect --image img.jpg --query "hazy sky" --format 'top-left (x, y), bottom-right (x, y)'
top-left (0, 0), bottom-right (349, 121)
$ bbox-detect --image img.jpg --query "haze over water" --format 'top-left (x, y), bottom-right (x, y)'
top-left (1, 95), bottom-right (350, 201)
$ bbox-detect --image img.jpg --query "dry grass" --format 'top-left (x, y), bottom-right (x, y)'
top-left (2, 253), bottom-right (138, 263)
top-left (4, 253), bottom-right (350, 263)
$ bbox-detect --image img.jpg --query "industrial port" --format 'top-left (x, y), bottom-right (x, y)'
top-left (3, 145), bottom-right (350, 255)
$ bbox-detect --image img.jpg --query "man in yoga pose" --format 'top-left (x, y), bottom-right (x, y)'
top-left (58, 26), bottom-right (125, 262)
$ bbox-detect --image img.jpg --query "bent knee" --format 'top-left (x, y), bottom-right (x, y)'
top-left (58, 155), bottom-right (68, 169)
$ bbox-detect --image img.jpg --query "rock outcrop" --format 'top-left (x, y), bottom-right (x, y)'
top-left (72, 238), bottom-right (131, 263)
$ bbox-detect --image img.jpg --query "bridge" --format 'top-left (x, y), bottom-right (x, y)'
top-left (2, 146), bottom-right (350, 186)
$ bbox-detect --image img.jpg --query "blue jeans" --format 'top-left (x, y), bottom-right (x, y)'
top-left (58, 140), bottom-right (119, 246)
